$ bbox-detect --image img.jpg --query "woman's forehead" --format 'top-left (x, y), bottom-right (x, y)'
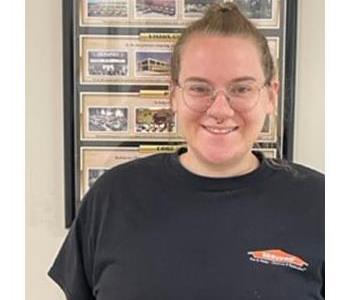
top-left (182, 34), bottom-right (259, 58)
top-left (179, 34), bottom-right (264, 81)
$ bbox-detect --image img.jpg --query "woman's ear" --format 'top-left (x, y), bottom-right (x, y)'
top-left (266, 79), bottom-right (279, 116)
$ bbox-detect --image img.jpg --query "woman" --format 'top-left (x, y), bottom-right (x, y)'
top-left (49, 3), bottom-right (324, 299)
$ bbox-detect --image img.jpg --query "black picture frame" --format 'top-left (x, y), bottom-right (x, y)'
top-left (62, 0), bottom-right (75, 227)
top-left (62, 0), bottom-right (298, 228)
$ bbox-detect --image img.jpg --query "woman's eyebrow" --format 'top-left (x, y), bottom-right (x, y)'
top-left (229, 76), bottom-right (257, 84)
top-left (183, 77), bottom-right (211, 84)
top-left (183, 76), bottom-right (258, 84)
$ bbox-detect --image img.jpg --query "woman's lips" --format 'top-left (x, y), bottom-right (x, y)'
top-left (202, 125), bottom-right (239, 135)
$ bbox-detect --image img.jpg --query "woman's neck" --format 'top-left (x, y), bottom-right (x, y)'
top-left (179, 149), bottom-right (260, 178)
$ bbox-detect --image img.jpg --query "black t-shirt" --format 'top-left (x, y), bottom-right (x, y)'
top-left (48, 151), bottom-right (325, 300)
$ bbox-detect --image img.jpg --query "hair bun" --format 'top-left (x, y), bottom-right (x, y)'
top-left (219, 7), bottom-right (230, 13)
top-left (217, 2), bottom-right (239, 12)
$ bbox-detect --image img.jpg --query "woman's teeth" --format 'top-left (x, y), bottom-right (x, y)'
top-left (204, 126), bottom-right (238, 134)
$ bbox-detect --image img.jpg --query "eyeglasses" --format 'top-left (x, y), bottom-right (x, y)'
top-left (177, 80), bottom-right (267, 113)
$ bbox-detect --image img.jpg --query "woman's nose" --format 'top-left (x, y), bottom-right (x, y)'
top-left (205, 90), bottom-right (235, 119)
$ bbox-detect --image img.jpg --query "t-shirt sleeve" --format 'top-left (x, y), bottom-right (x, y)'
top-left (48, 191), bottom-right (97, 300)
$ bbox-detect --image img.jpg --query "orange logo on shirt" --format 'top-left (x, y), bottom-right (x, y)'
top-left (247, 249), bottom-right (309, 271)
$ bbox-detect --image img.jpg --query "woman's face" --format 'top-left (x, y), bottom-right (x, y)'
top-left (171, 34), bottom-right (278, 167)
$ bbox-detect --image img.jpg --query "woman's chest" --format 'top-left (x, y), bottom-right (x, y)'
top-left (93, 206), bottom-right (323, 300)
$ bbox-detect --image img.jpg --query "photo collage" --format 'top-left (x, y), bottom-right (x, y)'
top-left (73, 0), bottom-right (285, 200)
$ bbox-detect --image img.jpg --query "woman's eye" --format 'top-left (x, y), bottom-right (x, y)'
top-left (189, 85), bottom-right (211, 94)
top-left (231, 85), bottom-right (253, 95)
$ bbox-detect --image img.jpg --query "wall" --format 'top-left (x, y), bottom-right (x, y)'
top-left (26, 0), bottom-right (324, 299)
top-left (294, 0), bottom-right (325, 172)
top-left (26, 0), bottom-right (66, 299)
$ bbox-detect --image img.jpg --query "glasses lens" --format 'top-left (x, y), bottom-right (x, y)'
top-left (227, 83), bottom-right (260, 112)
top-left (183, 82), bottom-right (212, 112)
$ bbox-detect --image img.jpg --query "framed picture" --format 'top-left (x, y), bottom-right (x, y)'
top-left (135, 50), bottom-right (172, 77)
top-left (267, 37), bottom-right (280, 79)
top-left (254, 147), bottom-right (277, 159)
top-left (80, 0), bottom-right (182, 27)
top-left (80, 35), bottom-right (173, 84)
top-left (234, 0), bottom-right (280, 28)
top-left (257, 114), bottom-right (277, 142)
top-left (134, 0), bottom-right (178, 20)
top-left (80, 0), bottom-right (280, 28)
top-left (63, 0), bottom-right (297, 227)
top-left (183, 0), bottom-right (225, 19)
top-left (80, 92), bottom-right (184, 141)
top-left (80, 0), bottom-right (130, 26)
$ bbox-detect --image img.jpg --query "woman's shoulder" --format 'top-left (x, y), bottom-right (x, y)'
top-left (266, 158), bottom-right (323, 178)
top-left (106, 152), bottom-right (169, 177)
top-left (261, 158), bottom-right (324, 213)
top-left (264, 158), bottom-right (324, 189)
top-left (79, 153), bottom-right (171, 218)
top-left (88, 152), bottom-right (170, 194)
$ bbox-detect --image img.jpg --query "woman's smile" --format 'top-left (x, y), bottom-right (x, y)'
top-left (201, 125), bottom-right (239, 135)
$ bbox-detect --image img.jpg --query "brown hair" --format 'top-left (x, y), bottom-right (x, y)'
top-left (170, 2), bottom-right (275, 85)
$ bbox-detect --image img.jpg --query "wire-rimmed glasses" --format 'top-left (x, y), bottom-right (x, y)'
top-left (177, 80), bottom-right (267, 113)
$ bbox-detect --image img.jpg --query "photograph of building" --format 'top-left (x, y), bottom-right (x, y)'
top-left (184, 0), bottom-right (223, 15)
top-left (87, 0), bottom-right (128, 18)
top-left (136, 51), bottom-right (171, 75)
top-left (135, 0), bottom-right (176, 17)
